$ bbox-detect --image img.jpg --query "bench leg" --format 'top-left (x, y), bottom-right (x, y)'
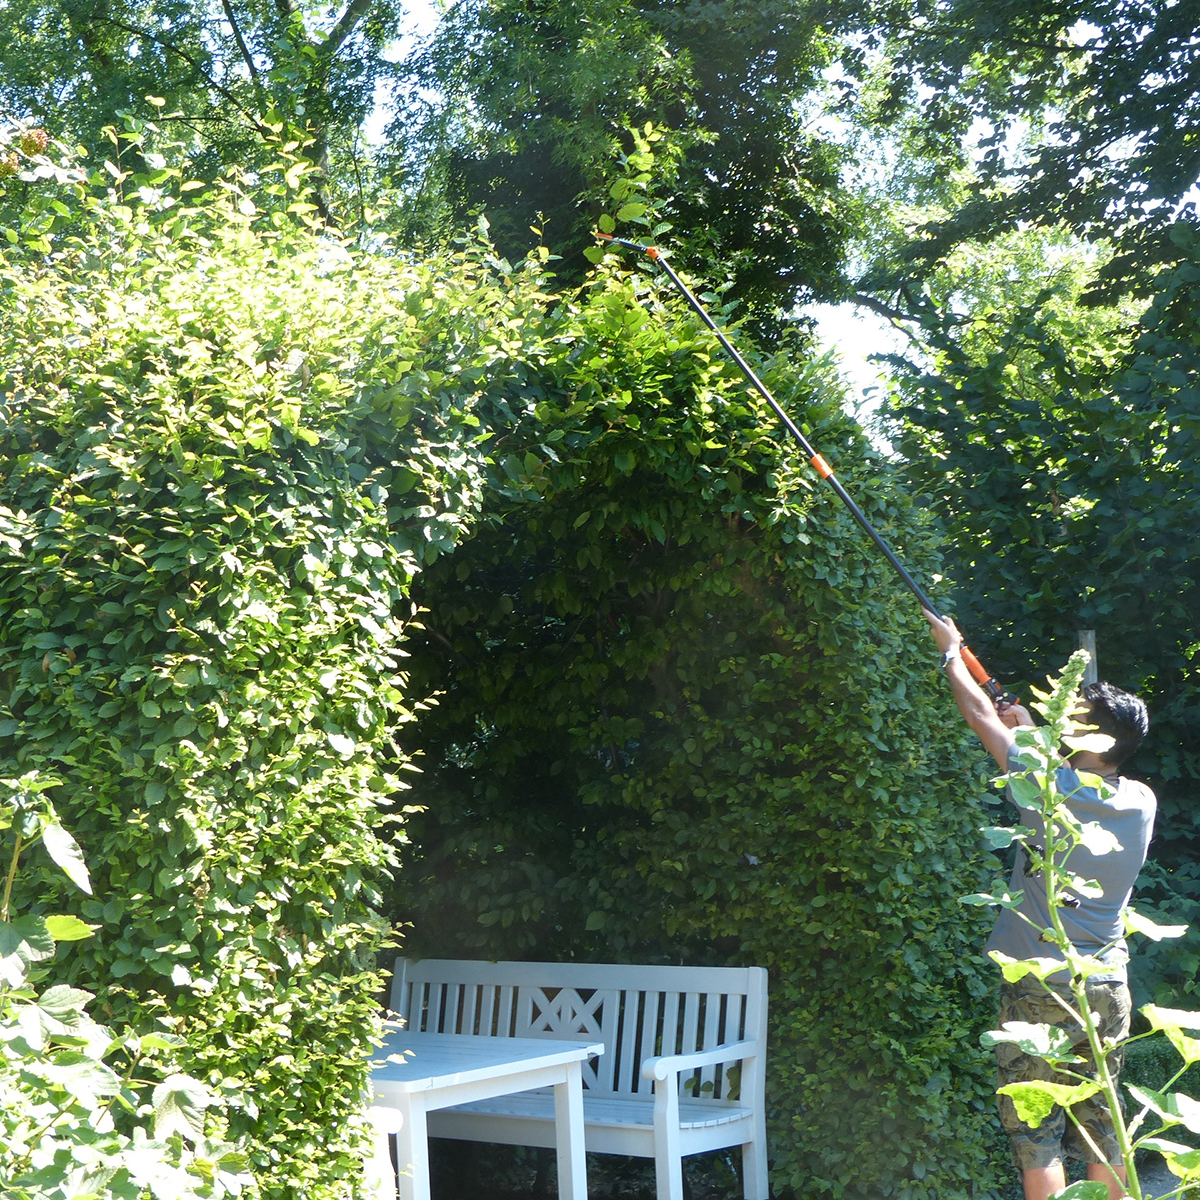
top-left (742, 1129), bottom-right (769, 1200)
top-left (553, 1060), bottom-right (589, 1200)
top-left (652, 1082), bottom-right (685, 1200)
top-left (394, 1097), bottom-right (430, 1200)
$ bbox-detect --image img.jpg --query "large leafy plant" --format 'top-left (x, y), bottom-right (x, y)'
top-left (0, 771), bottom-right (252, 1199)
top-left (0, 120), bottom-right (533, 1197)
top-left (395, 248), bottom-right (1008, 1198)
top-left (975, 652), bottom-right (1200, 1199)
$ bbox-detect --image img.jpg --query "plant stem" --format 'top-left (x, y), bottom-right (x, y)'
top-left (1, 832), bottom-right (23, 923)
top-left (1042, 810), bottom-right (1141, 1198)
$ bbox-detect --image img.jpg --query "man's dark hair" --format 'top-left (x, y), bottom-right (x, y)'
top-left (1081, 681), bottom-right (1149, 767)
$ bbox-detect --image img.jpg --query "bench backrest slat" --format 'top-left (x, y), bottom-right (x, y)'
top-left (390, 959), bottom-right (767, 1102)
top-left (695, 991), bottom-right (723, 1099)
top-left (614, 987), bottom-right (641, 1094)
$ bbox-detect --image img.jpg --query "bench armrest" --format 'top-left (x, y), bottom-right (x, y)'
top-left (641, 1039), bottom-right (759, 1082)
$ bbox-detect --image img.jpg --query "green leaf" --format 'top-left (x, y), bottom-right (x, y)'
top-left (1126, 1083), bottom-right (1200, 1134)
top-left (598, 213), bottom-right (616, 234)
top-left (0, 915), bottom-right (55, 964)
top-left (961, 887), bottom-right (1025, 909)
top-left (45, 914), bottom-right (99, 941)
top-left (1076, 821), bottom-right (1121, 855)
top-left (1008, 774), bottom-right (1044, 806)
top-left (40, 1054), bottom-right (123, 1104)
top-left (616, 202), bottom-right (647, 222)
top-left (38, 983), bottom-right (93, 1023)
top-left (1165, 1149), bottom-right (1200, 1181)
top-left (1061, 732), bottom-right (1116, 755)
top-left (1142, 1006), bottom-right (1200, 1065)
top-left (153, 1072), bottom-right (213, 1140)
top-left (981, 1021), bottom-right (1081, 1063)
top-left (997, 1079), bottom-right (1102, 1127)
top-left (1064, 873), bottom-right (1104, 899)
top-left (988, 952), bottom-right (1070, 984)
top-left (1050, 1182), bottom-right (1109, 1200)
top-left (41, 822), bottom-right (93, 893)
top-left (981, 825), bottom-right (1031, 850)
top-left (1125, 909), bottom-right (1188, 941)
top-left (327, 732), bottom-right (356, 756)
top-left (140, 1030), bottom-right (187, 1052)
top-left (1137, 1136), bottom-right (1194, 1157)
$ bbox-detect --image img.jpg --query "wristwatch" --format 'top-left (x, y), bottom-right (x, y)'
top-left (940, 648), bottom-right (961, 670)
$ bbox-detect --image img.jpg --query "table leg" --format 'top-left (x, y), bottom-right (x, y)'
top-left (553, 1061), bottom-right (588, 1200)
top-left (364, 1106), bottom-right (404, 1200)
top-left (394, 1096), bottom-right (430, 1200)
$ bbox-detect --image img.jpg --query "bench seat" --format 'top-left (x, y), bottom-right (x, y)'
top-left (431, 1088), bottom-right (757, 1154)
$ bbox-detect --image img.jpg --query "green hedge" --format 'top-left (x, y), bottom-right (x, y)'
top-left (393, 262), bottom-right (1007, 1198)
top-left (0, 134), bottom-right (547, 1197)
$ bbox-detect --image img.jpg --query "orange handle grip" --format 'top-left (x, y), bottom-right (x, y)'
top-left (960, 645), bottom-right (990, 687)
top-left (960, 645), bottom-right (1017, 704)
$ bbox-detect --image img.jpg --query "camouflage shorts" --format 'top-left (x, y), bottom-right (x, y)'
top-left (996, 976), bottom-right (1131, 1171)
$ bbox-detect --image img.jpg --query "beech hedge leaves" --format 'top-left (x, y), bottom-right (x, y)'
top-left (1, 124), bottom-right (1012, 1198)
top-left (0, 135), bottom-right (523, 1197)
top-left (395, 256), bottom-right (1007, 1197)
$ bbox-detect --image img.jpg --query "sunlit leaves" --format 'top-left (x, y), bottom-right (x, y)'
top-left (0, 143), bottom-right (509, 1198)
top-left (39, 824), bottom-right (92, 895)
top-left (981, 1020), bottom-right (1081, 1065)
top-left (153, 1074), bottom-right (213, 1141)
top-left (1125, 909), bottom-right (1188, 942)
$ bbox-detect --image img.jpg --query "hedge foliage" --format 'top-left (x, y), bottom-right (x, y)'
top-left (2, 119), bottom-right (1017, 1198)
top-left (394, 255), bottom-right (1007, 1198)
top-left (0, 127), bottom-right (545, 1197)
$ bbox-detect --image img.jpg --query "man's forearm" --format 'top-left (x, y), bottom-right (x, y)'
top-left (924, 609), bottom-right (1017, 767)
top-left (944, 656), bottom-right (997, 734)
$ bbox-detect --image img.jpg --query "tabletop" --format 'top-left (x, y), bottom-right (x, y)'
top-left (370, 1031), bottom-right (605, 1093)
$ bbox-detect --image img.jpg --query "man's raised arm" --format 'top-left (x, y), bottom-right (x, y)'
top-left (923, 610), bottom-right (1032, 769)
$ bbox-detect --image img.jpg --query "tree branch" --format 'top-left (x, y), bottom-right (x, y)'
top-left (320, 0), bottom-right (373, 58)
top-left (849, 291), bottom-right (926, 347)
top-left (221, 0), bottom-right (265, 96)
top-left (98, 15), bottom-right (271, 134)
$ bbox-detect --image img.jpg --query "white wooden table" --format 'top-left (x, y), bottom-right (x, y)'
top-left (366, 1031), bottom-right (605, 1200)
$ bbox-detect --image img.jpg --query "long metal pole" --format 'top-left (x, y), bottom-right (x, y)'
top-left (596, 233), bottom-right (1011, 703)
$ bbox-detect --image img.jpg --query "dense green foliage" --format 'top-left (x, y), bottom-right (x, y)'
top-left (0, 128), bottom-right (524, 1198)
top-left (392, 251), bottom-right (1007, 1198)
top-left (0, 0), bottom-right (407, 222)
top-left (859, 0), bottom-right (1200, 293)
top-left (6, 0), bottom-right (1200, 1186)
top-left (888, 227), bottom-right (1200, 1009)
top-left (0, 771), bottom-right (253, 1199)
top-left (397, 0), bottom-right (856, 336)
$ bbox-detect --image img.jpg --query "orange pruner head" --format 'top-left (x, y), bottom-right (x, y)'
top-left (593, 231), bottom-right (660, 258)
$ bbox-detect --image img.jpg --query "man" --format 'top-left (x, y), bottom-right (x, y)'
top-left (924, 610), bottom-right (1155, 1200)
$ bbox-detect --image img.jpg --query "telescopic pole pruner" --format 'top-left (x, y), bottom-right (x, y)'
top-left (595, 231), bottom-right (1014, 705)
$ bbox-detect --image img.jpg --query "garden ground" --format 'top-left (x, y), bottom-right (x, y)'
top-left (422, 1140), bottom-right (1186, 1199)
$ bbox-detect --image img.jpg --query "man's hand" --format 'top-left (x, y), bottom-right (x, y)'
top-left (996, 700), bottom-right (1034, 729)
top-left (922, 609), bottom-right (963, 655)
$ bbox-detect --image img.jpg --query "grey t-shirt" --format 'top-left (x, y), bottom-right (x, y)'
top-left (985, 743), bottom-right (1156, 983)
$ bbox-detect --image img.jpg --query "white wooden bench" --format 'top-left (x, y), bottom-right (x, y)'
top-left (384, 958), bottom-right (769, 1200)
